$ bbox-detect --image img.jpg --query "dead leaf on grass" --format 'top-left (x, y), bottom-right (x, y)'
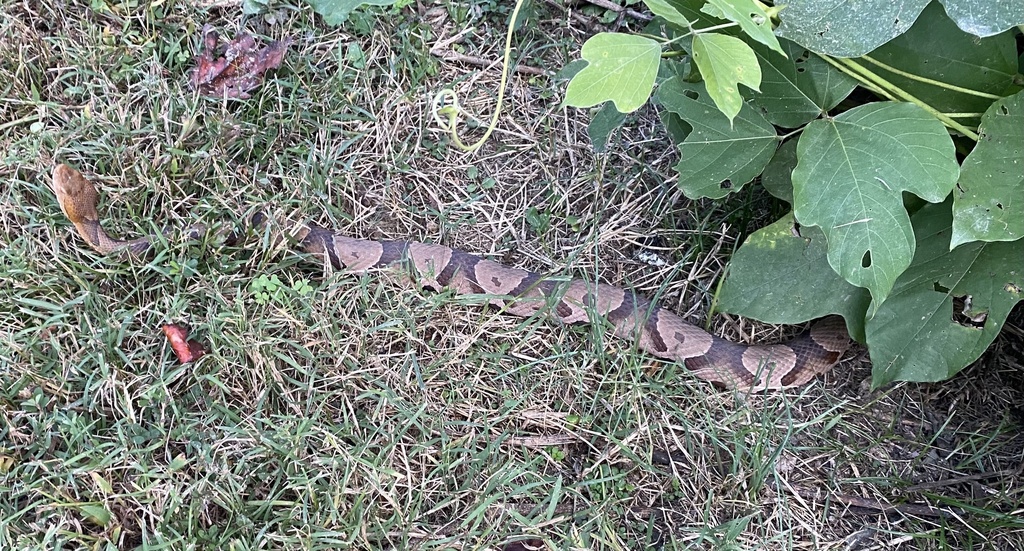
top-left (189, 24), bottom-right (291, 99)
top-left (162, 323), bottom-right (208, 363)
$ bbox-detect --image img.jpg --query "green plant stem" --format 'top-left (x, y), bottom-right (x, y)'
top-left (690, 22), bottom-right (740, 35)
top-left (778, 127), bottom-right (804, 141)
top-left (859, 55), bottom-right (1003, 100)
top-left (843, 56), bottom-right (978, 139)
top-left (431, 0), bottom-right (528, 152)
top-left (942, 113), bottom-right (985, 118)
top-left (816, 53), bottom-right (897, 101)
top-left (662, 22), bottom-right (739, 47)
top-left (823, 55), bottom-right (974, 140)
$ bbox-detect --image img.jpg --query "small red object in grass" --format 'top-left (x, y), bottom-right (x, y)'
top-left (189, 24), bottom-right (291, 99)
top-left (162, 324), bottom-right (207, 364)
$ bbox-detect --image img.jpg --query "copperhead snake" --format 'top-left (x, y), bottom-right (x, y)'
top-left (51, 163), bottom-right (850, 390)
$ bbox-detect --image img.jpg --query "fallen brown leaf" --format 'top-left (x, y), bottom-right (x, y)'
top-left (189, 24), bottom-right (291, 99)
top-left (162, 324), bottom-right (208, 363)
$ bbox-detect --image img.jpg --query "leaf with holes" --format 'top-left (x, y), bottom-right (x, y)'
top-left (747, 38), bottom-right (857, 128)
top-left (691, 33), bottom-right (761, 122)
top-left (719, 212), bottom-right (871, 341)
top-left (867, 201), bottom-right (1024, 387)
top-left (952, 90), bottom-right (1024, 247)
top-left (792, 102), bottom-right (959, 307)
top-left (776, 0), bottom-right (930, 57)
top-left (655, 77), bottom-right (777, 199)
top-left (939, 0), bottom-right (1024, 37)
top-left (702, 0), bottom-right (783, 54)
top-left (564, 33), bottom-right (661, 113)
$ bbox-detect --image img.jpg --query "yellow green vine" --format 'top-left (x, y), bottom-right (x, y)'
top-left (430, 0), bottom-right (528, 152)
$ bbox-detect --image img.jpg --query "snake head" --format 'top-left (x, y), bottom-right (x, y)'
top-left (52, 163), bottom-right (101, 224)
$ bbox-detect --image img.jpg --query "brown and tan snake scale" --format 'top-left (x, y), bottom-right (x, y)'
top-left (51, 163), bottom-right (851, 390)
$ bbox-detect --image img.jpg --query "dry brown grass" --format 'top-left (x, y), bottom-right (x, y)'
top-left (1, 1), bottom-right (1023, 549)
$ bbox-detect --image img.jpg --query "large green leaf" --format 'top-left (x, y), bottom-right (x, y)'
top-left (868, 3), bottom-right (1019, 117)
top-left (951, 90), bottom-right (1024, 247)
top-left (691, 33), bottom-right (761, 122)
top-left (564, 33), bottom-right (662, 113)
top-left (939, 0), bottom-right (1024, 37)
top-left (719, 212), bottom-right (871, 341)
top-left (748, 38), bottom-right (858, 128)
top-left (792, 102), bottom-right (959, 306)
top-left (702, 0), bottom-right (782, 54)
top-left (303, 0), bottom-right (396, 25)
top-left (776, 0), bottom-right (930, 57)
top-left (867, 201), bottom-right (1024, 387)
top-left (655, 77), bottom-right (777, 199)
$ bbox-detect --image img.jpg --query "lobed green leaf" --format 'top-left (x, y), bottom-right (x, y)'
top-left (655, 77), bottom-right (776, 199)
top-left (792, 102), bottom-right (959, 307)
top-left (691, 33), bottom-right (761, 122)
top-left (564, 33), bottom-right (662, 113)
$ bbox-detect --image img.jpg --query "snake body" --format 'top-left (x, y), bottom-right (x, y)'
top-left (51, 164), bottom-right (850, 390)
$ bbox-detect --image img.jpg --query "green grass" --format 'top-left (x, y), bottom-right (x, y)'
top-left (3, 1), bottom-right (1024, 549)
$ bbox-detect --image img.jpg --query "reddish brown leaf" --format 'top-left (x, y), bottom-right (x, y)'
top-left (189, 24), bottom-right (291, 99)
top-left (162, 324), bottom-right (207, 364)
